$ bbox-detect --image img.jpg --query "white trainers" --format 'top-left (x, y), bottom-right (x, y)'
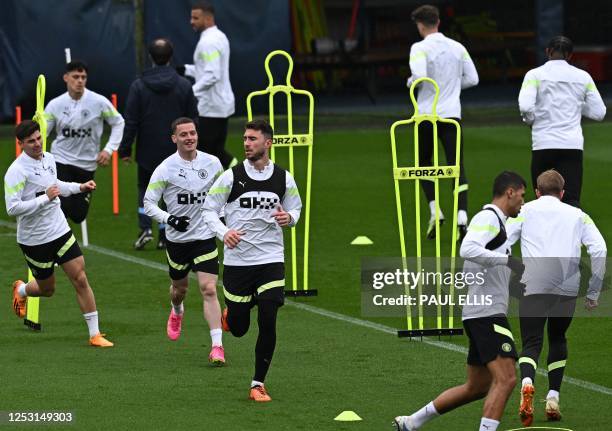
top-left (393, 416), bottom-right (417, 431)
top-left (426, 214), bottom-right (445, 239)
top-left (545, 396), bottom-right (562, 421)
top-left (134, 229), bottom-right (153, 250)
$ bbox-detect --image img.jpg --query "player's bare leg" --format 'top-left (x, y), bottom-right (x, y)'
top-left (61, 256), bottom-right (112, 347)
top-left (434, 365), bottom-right (492, 412)
top-left (167, 277), bottom-right (188, 340)
top-left (170, 277), bottom-right (188, 308)
top-left (483, 357), bottom-right (516, 419)
top-left (12, 276), bottom-right (56, 318)
top-left (22, 275), bottom-right (56, 297)
top-left (198, 272), bottom-right (221, 330)
top-left (394, 366), bottom-right (491, 430)
top-left (62, 256), bottom-right (96, 313)
top-left (197, 272), bottom-right (224, 365)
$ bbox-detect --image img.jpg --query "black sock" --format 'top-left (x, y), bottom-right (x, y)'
top-left (253, 301), bottom-right (279, 383)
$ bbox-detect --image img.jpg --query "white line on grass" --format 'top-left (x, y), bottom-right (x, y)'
top-left (1, 219), bottom-right (610, 396)
top-left (82, 242), bottom-right (612, 397)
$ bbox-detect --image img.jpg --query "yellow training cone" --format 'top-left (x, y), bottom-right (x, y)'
top-left (334, 411), bottom-right (362, 421)
top-left (351, 236), bottom-right (373, 245)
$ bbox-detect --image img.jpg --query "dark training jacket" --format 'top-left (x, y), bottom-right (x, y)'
top-left (118, 65), bottom-right (198, 171)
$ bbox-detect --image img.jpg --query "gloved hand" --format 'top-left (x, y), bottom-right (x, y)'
top-left (509, 272), bottom-right (526, 299)
top-left (167, 215), bottom-right (190, 232)
top-left (175, 65), bottom-right (186, 76)
top-left (507, 256), bottom-right (525, 276)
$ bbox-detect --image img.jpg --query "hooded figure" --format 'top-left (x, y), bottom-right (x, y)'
top-left (118, 38), bottom-right (198, 250)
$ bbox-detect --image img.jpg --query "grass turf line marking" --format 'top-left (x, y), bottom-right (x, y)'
top-left (1, 219), bottom-right (610, 396)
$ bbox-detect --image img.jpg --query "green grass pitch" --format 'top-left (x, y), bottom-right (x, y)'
top-left (1, 111), bottom-right (611, 430)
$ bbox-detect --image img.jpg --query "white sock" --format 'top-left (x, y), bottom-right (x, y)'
top-left (210, 328), bottom-right (222, 347)
top-left (17, 282), bottom-right (27, 297)
top-left (479, 417), bottom-right (499, 431)
top-left (458, 210), bottom-right (468, 226)
top-left (83, 311), bottom-right (100, 337)
top-left (428, 201), bottom-right (445, 219)
top-left (547, 389), bottom-right (560, 400)
top-left (251, 380), bottom-right (264, 388)
top-left (411, 401), bottom-right (439, 428)
top-left (522, 377), bottom-right (533, 387)
top-left (172, 301), bottom-right (184, 315)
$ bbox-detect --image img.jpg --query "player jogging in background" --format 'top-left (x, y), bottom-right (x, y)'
top-left (6, 120), bottom-right (113, 347)
top-left (185, 0), bottom-right (237, 169)
top-left (45, 60), bottom-right (125, 223)
top-left (203, 120), bottom-right (302, 402)
top-left (506, 170), bottom-right (606, 426)
top-left (394, 171), bottom-right (526, 431)
top-left (518, 36), bottom-right (606, 208)
top-left (407, 4), bottom-right (479, 242)
top-left (144, 117), bottom-right (226, 365)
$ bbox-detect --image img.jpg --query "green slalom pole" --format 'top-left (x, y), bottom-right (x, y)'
top-left (246, 50), bottom-right (317, 297)
top-left (24, 75), bottom-right (48, 330)
top-left (445, 117), bottom-right (461, 330)
top-left (391, 77), bottom-right (462, 337)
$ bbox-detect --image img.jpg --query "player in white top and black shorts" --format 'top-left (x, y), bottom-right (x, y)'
top-left (394, 171), bottom-right (526, 431)
top-left (45, 60), bottom-right (125, 223)
top-left (506, 170), bottom-right (606, 425)
top-left (6, 120), bottom-right (113, 347)
top-left (407, 5), bottom-right (479, 241)
top-left (144, 117), bottom-right (226, 365)
top-left (519, 36), bottom-right (606, 208)
top-left (185, 1), bottom-right (237, 169)
top-left (203, 120), bottom-right (302, 402)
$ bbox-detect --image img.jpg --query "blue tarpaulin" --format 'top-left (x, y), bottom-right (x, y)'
top-left (143, 0), bottom-right (291, 116)
top-left (0, 0), bottom-right (136, 121)
top-left (0, 0), bottom-right (291, 121)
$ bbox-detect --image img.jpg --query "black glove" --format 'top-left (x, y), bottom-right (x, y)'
top-left (509, 272), bottom-right (526, 299)
top-left (175, 65), bottom-right (186, 76)
top-left (167, 215), bottom-right (190, 232)
top-left (507, 256), bottom-right (525, 276)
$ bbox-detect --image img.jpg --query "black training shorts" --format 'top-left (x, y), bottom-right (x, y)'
top-left (222, 262), bottom-right (285, 307)
top-left (463, 315), bottom-right (518, 366)
top-left (18, 231), bottom-right (82, 280)
top-left (165, 237), bottom-right (219, 280)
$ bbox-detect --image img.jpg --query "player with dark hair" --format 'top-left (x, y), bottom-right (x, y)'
top-left (185, 0), bottom-right (237, 169)
top-left (408, 4), bottom-right (479, 242)
top-left (519, 36), bottom-right (606, 208)
top-left (7, 120), bottom-right (113, 347)
top-left (119, 38), bottom-right (198, 250)
top-left (45, 60), bottom-right (124, 223)
top-left (394, 171), bottom-right (526, 431)
top-left (203, 119), bottom-right (302, 402)
top-left (143, 117), bottom-right (226, 364)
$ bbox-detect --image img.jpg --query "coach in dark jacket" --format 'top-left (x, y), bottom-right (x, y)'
top-left (119, 38), bottom-right (198, 250)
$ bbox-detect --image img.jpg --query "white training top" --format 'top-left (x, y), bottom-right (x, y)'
top-left (506, 196), bottom-right (607, 300)
top-left (143, 151), bottom-right (223, 243)
top-left (518, 60), bottom-right (606, 151)
top-left (203, 160), bottom-right (302, 266)
top-left (4, 152), bottom-right (81, 246)
top-left (45, 89), bottom-right (125, 171)
top-left (407, 32), bottom-right (479, 119)
top-left (460, 204), bottom-right (512, 320)
top-left (185, 25), bottom-right (235, 118)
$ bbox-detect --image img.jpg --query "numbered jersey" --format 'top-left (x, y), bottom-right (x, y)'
top-left (143, 151), bottom-right (223, 243)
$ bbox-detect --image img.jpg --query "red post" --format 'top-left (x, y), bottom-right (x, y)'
top-left (15, 106), bottom-right (22, 156)
top-left (111, 94), bottom-right (120, 215)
